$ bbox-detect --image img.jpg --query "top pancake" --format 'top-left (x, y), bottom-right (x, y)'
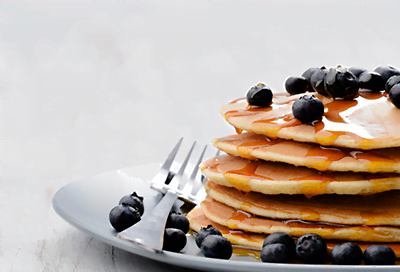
top-left (220, 91), bottom-right (400, 149)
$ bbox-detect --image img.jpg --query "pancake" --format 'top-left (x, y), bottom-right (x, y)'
top-left (201, 155), bottom-right (400, 197)
top-left (213, 132), bottom-right (400, 173)
top-left (187, 206), bottom-right (400, 259)
top-left (201, 196), bottom-right (400, 242)
top-left (205, 180), bottom-right (400, 226)
top-left (220, 91), bottom-right (400, 149)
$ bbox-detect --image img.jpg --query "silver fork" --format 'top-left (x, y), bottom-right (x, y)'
top-left (117, 138), bottom-right (214, 252)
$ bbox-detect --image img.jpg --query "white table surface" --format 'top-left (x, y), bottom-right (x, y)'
top-left (3, 1), bottom-right (400, 271)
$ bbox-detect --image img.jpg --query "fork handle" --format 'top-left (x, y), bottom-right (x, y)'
top-left (117, 190), bottom-right (178, 252)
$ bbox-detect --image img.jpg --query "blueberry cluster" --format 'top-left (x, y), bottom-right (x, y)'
top-left (285, 65), bottom-right (400, 108)
top-left (260, 232), bottom-right (396, 265)
top-left (109, 193), bottom-right (189, 253)
top-left (331, 243), bottom-right (395, 265)
top-left (109, 192), bottom-right (144, 232)
top-left (163, 211), bottom-right (190, 252)
top-left (260, 232), bottom-right (327, 264)
top-left (195, 225), bottom-right (232, 259)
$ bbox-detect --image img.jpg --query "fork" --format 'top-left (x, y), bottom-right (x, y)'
top-left (117, 138), bottom-right (213, 252)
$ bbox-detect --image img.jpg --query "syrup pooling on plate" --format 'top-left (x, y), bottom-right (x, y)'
top-left (225, 91), bottom-right (391, 148)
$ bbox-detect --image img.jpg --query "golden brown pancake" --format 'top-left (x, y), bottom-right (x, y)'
top-left (213, 132), bottom-right (400, 173)
top-left (201, 155), bottom-right (400, 197)
top-left (187, 206), bottom-right (400, 258)
top-left (205, 180), bottom-right (400, 226)
top-left (220, 92), bottom-right (400, 149)
top-left (201, 196), bottom-right (400, 242)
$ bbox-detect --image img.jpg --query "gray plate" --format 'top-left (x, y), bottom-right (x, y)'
top-left (52, 163), bottom-right (398, 271)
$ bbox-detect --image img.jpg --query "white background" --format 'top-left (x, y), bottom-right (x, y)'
top-left (3, 1), bottom-right (400, 271)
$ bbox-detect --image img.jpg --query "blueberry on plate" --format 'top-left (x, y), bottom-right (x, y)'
top-left (296, 233), bottom-right (327, 264)
top-left (385, 75), bottom-right (400, 93)
top-left (246, 83), bottom-right (273, 107)
top-left (285, 76), bottom-right (309, 95)
top-left (358, 71), bottom-right (385, 92)
top-left (201, 235), bottom-right (232, 260)
top-left (109, 203), bottom-right (141, 232)
top-left (163, 228), bottom-right (187, 253)
top-left (324, 67), bottom-right (359, 99)
top-left (195, 225), bottom-right (222, 248)
top-left (261, 243), bottom-right (291, 263)
top-left (262, 232), bottom-right (295, 259)
top-left (166, 211), bottom-right (190, 234)
top-left (364, 245), bottom-right (396, 265)
top-left (374, 65), bottom-right (400, 83)
top-left (348, 67), bottom-right (367, 78)
top-left (389, 84), bottom-right (400, 109)
top-left (292, 95), bottom-right (324, 124)
top-left (330, 242), bottom-right (362, 265)
top-left (119, 192), bottom-right (144, 216)
top-left (310, 67), bottom-right (328, 95)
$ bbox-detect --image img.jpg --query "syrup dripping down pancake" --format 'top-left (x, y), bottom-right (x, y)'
top-left (205, 180), bottom-right (400, 226)
top-left (213, 132), bottom-right (400, 173)
top-left (220, 91), bottom-right (400, 150)
top-left (187, 206), bottom-right (400, 259)
top-left (200, 155), bottom-right (400, 197)
top-left (200, 196), bottom-right (400, 242)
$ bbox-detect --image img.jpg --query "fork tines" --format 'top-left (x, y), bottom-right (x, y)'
top-left (150, 138), bottom-right (215, 205)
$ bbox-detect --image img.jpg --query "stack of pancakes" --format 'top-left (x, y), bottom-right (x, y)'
top-left (187, 91), bottom-right (400, 261)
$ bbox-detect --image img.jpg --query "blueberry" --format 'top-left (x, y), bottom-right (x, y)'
top-left (285, 76), bottom-right (309, 95)
top-left (246, 83), bottom-right (273, 107)
top-left (324, 67), bottom-right (359, 99)
top-left (166, 211), bottom-right (190, 234)
top-left (364, 245), bottom-right (396, 265)
top-left (292, 95), bottom-right (324, 124)
top-left (261, 243), bottom-right (291, 263)
top-left (348, 67), bottom-right (367, 78)
top-left (302, 67), bottom-right (319, 92)
top-left (195, 225), bottom-right (222, 248)
top-left (358, 71), bottom-right (385, 92)
top-left (296, 233), bottom-right (327, 264)
top-left (109, 203), bottom-right (141, 232)
top-left (201, 235), bottom-right (232, 260)
top-left (385, 75), bottom-right (400, 93)
top-left (374, 65), bottom-right (400, 83)
top-left (119, 192), bottom-right (144, 216)
top-left (310, 67), bottom-right (328, 95)
top-left (389, 84), bottom-right (400, 109)
top-left (330, 242), bottom-right (362, 265)
top-left (262, 232), bottom-right (295, 259)
top-left (163, 228), bottom-right (187, 253)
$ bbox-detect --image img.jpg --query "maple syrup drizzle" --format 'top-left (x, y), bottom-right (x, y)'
top-left (236, 137), bottom-right (282, 159)
top-left (216, 132), bottom-right (400, 172)
top-left (227, 210), bottom-right (252, 230)
top-left (224, 161), bottom-right (268, 192)
top-left (226, 91), bottom-right (389, 147)
top-left (202, 155), bottom-right (399, 197)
